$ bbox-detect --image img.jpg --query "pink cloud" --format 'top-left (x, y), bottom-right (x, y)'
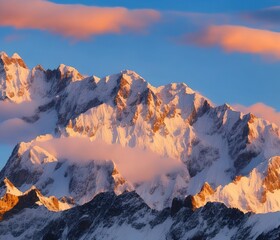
top-left (0, 118), bottom-right (37, 144)
top-left (0, 0), bottom-right (160, 39)
top-left (0, 101), bottom-right (57, 144)
top-left (37, 137), bottom-right (183, 183)
top-left (0, 101), bottom-right (37, 121)
top-left (234, 103), bottom-right (280, 126)
top-left (185, 25), bottom-right (280, 59)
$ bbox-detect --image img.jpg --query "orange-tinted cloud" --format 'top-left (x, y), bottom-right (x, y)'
top-left (234, 103), bottom-right (280, 127)
top-left (0, 0), bottom-right (160, 39)
top-left (185, 25), bottom-right (280, 58)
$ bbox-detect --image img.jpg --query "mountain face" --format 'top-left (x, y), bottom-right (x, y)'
top-left (0, 52), bottom-right (280, 239)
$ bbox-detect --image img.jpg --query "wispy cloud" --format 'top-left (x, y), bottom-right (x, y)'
top-left (183, 25), bottom-right (280, 59)
top-left (0, 0), bottom-right (160, 39)
top-left (234, 103), bottom-right (280, 127)
top-left (0, 101), bottom-right (56, 144)
top-left (37, 137), bottom-right (183, 183)
top-left (0, 101), bottom-right (37, 122)
top-left (0, 118), bottom-right (37, 144)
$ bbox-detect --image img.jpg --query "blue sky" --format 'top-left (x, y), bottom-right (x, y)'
top-left (0, 0), bottom-right (280, 167)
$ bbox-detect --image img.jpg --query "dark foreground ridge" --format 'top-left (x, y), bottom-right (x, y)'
top-left (0, 190), bottom-right (280, 239)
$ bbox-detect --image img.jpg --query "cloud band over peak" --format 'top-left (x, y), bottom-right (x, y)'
top-left (0, 0), bottom-right (160, 39)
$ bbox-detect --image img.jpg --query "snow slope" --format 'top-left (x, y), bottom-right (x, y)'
top-left (192, 156), bottom-right (280, 213)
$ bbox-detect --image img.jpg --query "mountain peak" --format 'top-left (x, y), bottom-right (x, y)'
top-left (0, 180), bottom-right (72, 221)
top-left (1, 178), bottom-right (22, 197)
top-left (34, 64), bottom-right (45, 71)
top-left (120, 70), bottom-right (147, 84)
top-left (0, 51), bottom-right (8, 58)
top-left (57, 64), bottom-right (84, 81)
top-left (11, 53), bottom-right (22, 59)
top-left (0, 51), bottom-right (27, 69)
top-left (121, 69), bottom-right (143, 77)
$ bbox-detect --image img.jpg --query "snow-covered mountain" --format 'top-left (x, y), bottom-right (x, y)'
top-left (0, 52), bottom-right (280, 239)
